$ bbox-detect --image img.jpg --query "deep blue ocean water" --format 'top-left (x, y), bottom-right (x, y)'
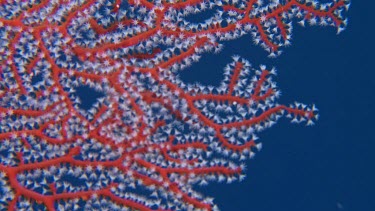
top-left (177, 1), bottom-right (374, 211)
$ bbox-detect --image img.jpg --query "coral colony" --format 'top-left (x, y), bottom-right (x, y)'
top-left (0, 0), bottom-right (348, 210)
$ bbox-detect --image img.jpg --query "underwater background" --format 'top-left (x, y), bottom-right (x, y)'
top-left (176, 1), bottom-right (374, 211)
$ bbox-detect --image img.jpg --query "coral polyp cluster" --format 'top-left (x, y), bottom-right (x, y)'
top-left (0, 0), bottom-right (348, 210)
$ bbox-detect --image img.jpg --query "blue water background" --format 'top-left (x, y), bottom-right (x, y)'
top-left (177, 1), bottom-right (374, 211)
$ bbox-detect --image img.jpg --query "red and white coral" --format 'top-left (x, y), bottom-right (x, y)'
top-left (0, 0), bottom-right (348, 210)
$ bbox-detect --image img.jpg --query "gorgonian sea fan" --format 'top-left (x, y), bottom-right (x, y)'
top-left (0, 0), bottom-right (349, 210)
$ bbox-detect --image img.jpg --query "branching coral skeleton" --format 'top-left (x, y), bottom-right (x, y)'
top-left (0, 0), bottom-right (348, 210)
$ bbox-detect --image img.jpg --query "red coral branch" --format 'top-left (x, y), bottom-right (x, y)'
top-left (0, 0), bottom-right (347, 210)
